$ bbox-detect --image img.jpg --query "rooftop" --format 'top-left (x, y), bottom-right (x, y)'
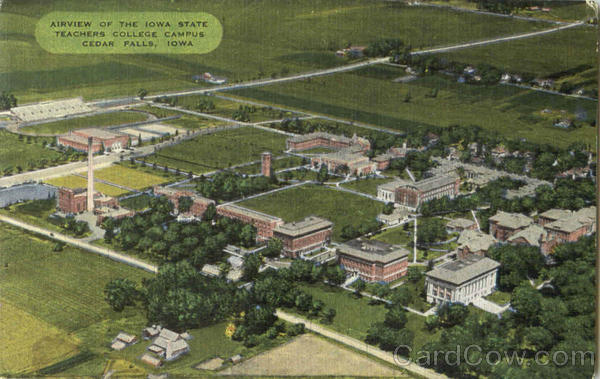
top-left (507, 224), bottom-right (546, 246)
top-left (72, 128), bottom-right (127, 140)
top-left (457, 229), bottom-right (496, 252)
top-left (447, 218), bottom-right (475, 229)
top-left (489, 211), bottom-right (533, 229)
top-left (539, 208), bottom-right (572, 221)
top-left (337, 238), bottom-right (409, 263)
top-left (288, 132), bottom-right (353, 144)
top-left (545, 217), bottom-right (587, 233)
top-left (274, 216), bottom-right (333, 237)
top-left (426, 255), bottom-right (500, 285)
top-left (218, 204), bottom-right (283, 223)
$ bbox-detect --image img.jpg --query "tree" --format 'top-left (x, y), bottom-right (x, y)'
top-left (436, 302), bottom-right (468, 327)
top-left (322, 308), bottom-right (336, 323)
top-left (262, 237), bottom-right (282, 258)
top-left (101, 217), bottom-right (116, 243)
top-left (0, 92), bottom-right (17, 110)
top-left (407, 266), bottom-right (422, 283)
top-left (295, 292), bottom-right (313, 312)
top-left (417, 218), bottom-right (447, 245)
top-left (104, 278), bottom-right (139, 311)
top-left (202, 203), bottom-right (217, 221)
top-left (137, 88), bottom-right (148, 99)
top-left (239, 224), bottom-right (256, 248)
top-left (382, 202), bottom-right (395, 215)
top-left (384, 305), bottom-right (408, 329)
top-left (178, 196), bottom-right (193, 213)
top-left (354, 280), bottom-right (366, 296)
top-left (316, 164), bottom-right (329, 183)
top-left (242, 253), bottom-right (261, 282)
top-left (511, 283), bottom-right (542, 326)
top-left (325, 265), bottom-right (346, 286)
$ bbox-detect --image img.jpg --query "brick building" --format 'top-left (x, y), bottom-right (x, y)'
top-left (273, 216), bottom-right (333, 258)
top-left (488, 211), bottom-right (534, 241)
top-left (456, 229), bottom-right (497, 258)
top-left (153, 186), bottom-right (215, 218)
top-left (446, 218), bottom-right (477, 233)
top-left (383, 174), bottom-right (460, 209)
top-left (287, 132), bottom-right (370, 152)
top-left (57, 187), bottom-right (88, 214)
top-left (57, 128), bottom-right (133, 153)
top-left (216, 204), bottom-right (284, 240)
top-left (425, 255), bottom-right (500, 305)
top-left (311, 151), bottom-right (376, 176)
top-left (337, 239), bottom-right (409, 283)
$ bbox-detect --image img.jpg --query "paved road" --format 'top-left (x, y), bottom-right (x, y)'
top-left (412, 21), bottom-right (583, 55)
top-left (275, 309), bottom-right (449, 379)
top-left (0, 214), bottom-right (158, 273)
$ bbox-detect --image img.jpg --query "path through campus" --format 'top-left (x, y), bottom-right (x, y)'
top-left (275, 309), bottom-right (449, 379)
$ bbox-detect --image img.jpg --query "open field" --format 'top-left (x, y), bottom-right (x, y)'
top-left (147, 127), bottom-right (288, 174)
top-left (45, 175), bottom-right (129, 197)
top-left (0, 302), bottom-right (80, 375)
top-left (0, 199), bottom-right (66, 235)
top-left (172, 95), bottom-right (294, 123)
top-left (94, 164), bottom-right (176, 190)
top-left (20, 111), bottom-right (149, 135)
top-left (239, 184), bottom-right (384, 241)
top-left (0, 131), bottom-right (65, 173)
top-left (220, 333), bottom-right (406, 377)
top-left (439, 26), bottom-right (595, 79)
top-left (230, 66), bottom-right (596, 147)
top-left (340, 177), bottom-right (394, 196)
top-left (236, 156), bottom-right (306, 175)
top-left (297, 282), bottom-right (440, 355)
top-left (1, 1), bottom-right (546, 102)
top-left (135, 105), bottom-right (228, 130)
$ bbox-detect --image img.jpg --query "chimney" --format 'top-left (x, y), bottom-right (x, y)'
top-left (261, 152), bottom-right (272, 177)
top-left (87, 137), bottom-right (94, 212)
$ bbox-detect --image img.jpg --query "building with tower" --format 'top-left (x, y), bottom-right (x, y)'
top-left (261, 152), bottom-right (272, 177)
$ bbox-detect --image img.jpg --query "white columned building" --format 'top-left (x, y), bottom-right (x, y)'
top-left (425, 255), bottom-right (500, 305)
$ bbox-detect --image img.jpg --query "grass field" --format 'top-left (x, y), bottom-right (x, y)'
top-left (0, 302), bottom-right (80, 374)
top-left (135, 105), bottom-right (228, 130)
top-left (94, 164), bottom-right (176, 190)
top-left (147, 127), bottom-right (288, 174)
top-left (0, 225), bottom-right (152, 375)
top-left (230, 66), bottom-right (596, 147)
top-left (439, 26), bottom-right (596, 79)
top-left (0, 131), bottom-right (64, 173)
top-left (20, 111), bottom-right (149, 135)
top-left (340, 177), bottom-right (394, 196)
top-left (220, 333), bottom-right (406, 377)
top-left (238, 184), bottom-right (384, 241)
top-left (0, 199), bottom-right (66, 235)
top-left (297, 283), bottom-right (440, 355)
top-left (1, 1), bottom-right (546, 102)
top-left (45, 175), bottom-right (129, 197)
top-left (236, 156), bottom-right (306, 175)
top-left (173, 95), bottom-right (291, 123)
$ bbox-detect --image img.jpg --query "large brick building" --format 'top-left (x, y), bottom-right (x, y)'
top-left (57, 128), bottom-right (133, 153)
top-left (153, 186), bottom-right (215, 218)
top-left (377, 175), bottom-right (460, 209)
top-left (488, 211), bottom-right (534, 241)
top-left (287, 132), bottom-right (370, 152)
top-left (337, 239), bottom-right (409, 283)
top-left (425, 255), bottom-right (500, 305)
top-left (217, 204), bottom-right (284, 240)
top-left (273, 216), bottom-right (333, 258)
top-left (311, 151), bottom-right (377, 176)
top-left (57, 187), bottom-right (88, 214)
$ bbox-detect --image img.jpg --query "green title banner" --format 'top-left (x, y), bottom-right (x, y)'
top-left (35, 12), bottom-right (223, 54)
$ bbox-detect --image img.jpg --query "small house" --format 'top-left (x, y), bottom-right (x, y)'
top-left (141, 353), bottom-right (163, 368)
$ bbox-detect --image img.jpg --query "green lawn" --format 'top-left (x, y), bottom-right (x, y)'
top-left (0, 131), bottom-right (66, 173)
top-left (135, 105), bottom-right (228, 130)
top-left (340, 177), bottom-right (394, 196)
top-left (236, 155), bottom-right (306, 175)
top-left (0, 225), bottom-right (151, 333)
top-left (485, 290), bottom-right (512, 305)
top-left (0, 199), bottom-right (65, 235)
top-left (119, 194), bottom-right (153, 211)
top-left (297, 282), bottom-right (439, 355)
top-left (439, 26), bottom-right (596, 79)
top-left (230, 67), bottom-right (596, 147)
top-left (1, 1), bottom-right (546, 103)
top-left (147, 127), bottom-right (288, 174)
top-left (238, 184), bottom-right (384, 241)
top-left (373, 227), bottom-right (413, 245)
top-left (20, 111), bottom-right (149, 135)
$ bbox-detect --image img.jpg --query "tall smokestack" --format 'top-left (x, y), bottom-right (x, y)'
top-left (87, 137), bottom-right (94, 212)
top-left (261, 152), bottom-right (272, 177)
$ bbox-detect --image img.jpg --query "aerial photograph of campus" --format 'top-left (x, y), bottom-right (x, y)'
top-left (0, 0), bottom-right (599, 378)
